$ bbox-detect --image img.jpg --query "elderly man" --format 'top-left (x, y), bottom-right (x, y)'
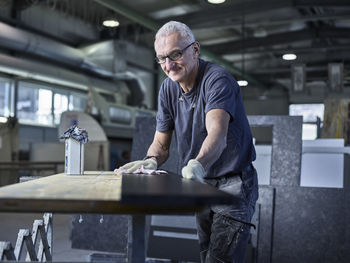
top-left (119, 21), bottom-right (258, 263)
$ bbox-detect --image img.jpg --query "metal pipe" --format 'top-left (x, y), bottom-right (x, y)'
top-left (0, 22), bottom-right (85, 67)
top-left (0, 22), bottom-right (116, 78)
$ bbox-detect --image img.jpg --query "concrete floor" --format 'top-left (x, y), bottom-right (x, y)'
top-left (0, 212), bottom-right (105, 262)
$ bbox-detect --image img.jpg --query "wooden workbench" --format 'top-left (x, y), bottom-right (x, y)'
top-left (0, 171), bottom-right (236, 262)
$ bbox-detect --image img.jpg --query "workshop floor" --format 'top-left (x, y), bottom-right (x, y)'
top-left (0, 212), bottom-right (105, 262)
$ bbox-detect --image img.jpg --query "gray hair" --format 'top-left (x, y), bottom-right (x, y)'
top-left (155, 21), bottom-right (195, 43)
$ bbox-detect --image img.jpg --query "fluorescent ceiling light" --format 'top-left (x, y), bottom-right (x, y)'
top-left (103, 20), bottom-right (120, 27)
top-left (208, 0), bottom-right (226, 4)
top-left (283, 53), bottom-right (297, 60)
top-left (237, 80), bottom-right (248, 87)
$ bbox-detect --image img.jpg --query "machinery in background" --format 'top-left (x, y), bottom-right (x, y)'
top-left (86, 86), bottom-right (155, 140)
top-left (83, 87), bottom-right (156, 170)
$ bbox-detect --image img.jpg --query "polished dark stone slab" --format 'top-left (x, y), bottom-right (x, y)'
top-left (273, 187), bottom-right (350, 263)
top-left (121, 172), bottom-right (236, 208)
top-left (254, 186), bottom-right (275, 263)
top-left (71, 214), bottom-right (129, 253)
top-left (248, 115), bottom-right (303, 187)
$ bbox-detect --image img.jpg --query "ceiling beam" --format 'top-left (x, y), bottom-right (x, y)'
top-left (228, 43), bottom-right (350, 56)
top-left (164, 0), bottom-right (350, 30)
top-left (190, 13), bottom-right (350, 31)
top-left (206, 27), bottom-right (350, 55)
top-left (293, 0), bottom-right (350, 7)
top-left (165, 0), bottom-right (291, 29)
top-left (93, 0), bottom-right (267, 88)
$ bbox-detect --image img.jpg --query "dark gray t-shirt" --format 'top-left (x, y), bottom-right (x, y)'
top-left (156, 59), bottom-right (255, 178)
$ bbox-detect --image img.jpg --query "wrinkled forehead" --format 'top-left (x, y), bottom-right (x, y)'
top-left (154, 32), bottom-right (187, 55)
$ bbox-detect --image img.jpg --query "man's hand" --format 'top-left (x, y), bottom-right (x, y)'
top-left (181, 159), bottom-right (205, 183)
top-left (118, 159), bottom-right (157, 173)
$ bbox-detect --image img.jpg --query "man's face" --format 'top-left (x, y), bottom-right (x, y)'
top-left (154, 32), bottom-right (198, 84)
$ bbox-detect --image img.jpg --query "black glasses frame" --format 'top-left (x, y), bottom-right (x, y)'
top-left (155, 42), bottom-right (195, 64)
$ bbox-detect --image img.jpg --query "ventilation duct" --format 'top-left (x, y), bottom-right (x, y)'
top-left (0, 53), bottom-right (126, 93)
top-left (0, 22), bottom-right (141, 79)
top-left (0, 22), bottom-right (85, 67)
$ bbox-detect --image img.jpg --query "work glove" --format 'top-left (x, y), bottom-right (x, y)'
top-left (181, 159), bottom-right (205, 183)
top-left (118, 158), bottom-right (157, 173)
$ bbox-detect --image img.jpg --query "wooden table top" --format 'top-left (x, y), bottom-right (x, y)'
top-left (0, 171), bottom-right (236, 214)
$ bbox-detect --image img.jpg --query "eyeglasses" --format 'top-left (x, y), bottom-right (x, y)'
top-left (155, 42), bottom-right (195, 64)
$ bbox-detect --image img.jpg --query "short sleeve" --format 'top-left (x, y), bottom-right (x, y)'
top-left (204, 74), bottom-right (239, 121)
top-left (156, 83), bottom-right (174, 132)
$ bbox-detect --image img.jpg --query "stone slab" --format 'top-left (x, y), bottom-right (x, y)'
top-left (248, 116), bottom-right (303, 187)
top-left (273, 187), bottom-right (350, 262)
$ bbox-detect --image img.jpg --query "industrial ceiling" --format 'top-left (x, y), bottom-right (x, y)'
top-left (0, 0), bottom-right (350, 101)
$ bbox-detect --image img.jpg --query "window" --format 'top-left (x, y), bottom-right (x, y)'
top-left (17, 81), bottom-right (88, 126)
top-left (54, 93), bottom-right (68, 125)
top-left (0, 77), bottom-right (14, 118)
top-left (289, 104), bottom-right (324, 140)
top-left (17, 82), bottom-right (53, 126)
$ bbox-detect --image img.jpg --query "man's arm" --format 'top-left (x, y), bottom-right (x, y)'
top-left (195, 109), bottom-right (230, 170)
top-left (147, 130), bottom-right (172, 166)
top-left (181, 109), bottom-right (229, 181)
top-left (116, 130), bottom-right (172, 173)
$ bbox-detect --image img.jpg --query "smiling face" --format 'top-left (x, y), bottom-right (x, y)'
top-left (154, 32), bottom-right (200, 91)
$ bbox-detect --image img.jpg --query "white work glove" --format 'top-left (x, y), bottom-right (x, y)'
top-left (118, 158), bottom-right (157, 173)
top-left (181, 159), bottom-right (205, 183)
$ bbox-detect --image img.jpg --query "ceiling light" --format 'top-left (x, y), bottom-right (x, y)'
top-left (103, 19), bottom-right (120, 27)
top-left (237, 80), bottom-right (248, 87)
top-left (207, 0), bottom-right (226, 4)
top-left (282, 53), bottom-right (297, 60)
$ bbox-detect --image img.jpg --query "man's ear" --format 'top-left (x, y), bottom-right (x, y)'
top-left (193, 41), bottom-right (200, 57)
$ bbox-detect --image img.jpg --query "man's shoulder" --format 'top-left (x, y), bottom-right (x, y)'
top-left (203, 60), bottom-right (232, 79)
top-left (200, 60), bottom-right (239, 94)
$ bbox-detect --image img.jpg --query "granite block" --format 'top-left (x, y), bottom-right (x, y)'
top-left (273, 187), bottom-right (350, 263)
top-left (70, 214), bottom-right (129, 253)
top-left (254, 186), bottom-right (275, 263)
top-left (248, 116), bottom-right (303, 187)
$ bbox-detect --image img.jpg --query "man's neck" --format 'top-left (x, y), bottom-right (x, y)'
top-left (179, 60), bottom-right (200, 93)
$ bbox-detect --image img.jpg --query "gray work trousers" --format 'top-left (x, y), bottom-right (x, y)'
top-left (196, 164), bottom-right (259, 263)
